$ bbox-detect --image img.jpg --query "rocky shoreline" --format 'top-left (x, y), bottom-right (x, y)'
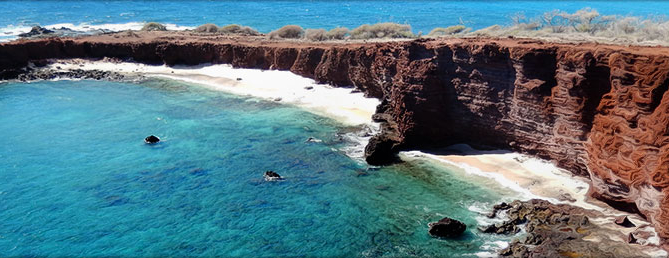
top-left (480, 199), bottom-right (662, 257)
top-left (17, 67), bottom-right (130, 82)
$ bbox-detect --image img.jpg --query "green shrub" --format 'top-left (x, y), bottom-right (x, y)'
top-left (219, 24), bottom-right (260, 35)
top-left (195, 23), bottom-right (219, 33)
top-left (141, 22), bottom-right (167, 31)
top-left (268, 25), bottom-right (304, 39)
top-left (350, 23), bottom-right (414, 39)
top-left (325, 27), bottom-right (349, 40)
top-left (428, 25), bottom-right (468, 36)
top-left (305, 28), bottom-right (327, 41)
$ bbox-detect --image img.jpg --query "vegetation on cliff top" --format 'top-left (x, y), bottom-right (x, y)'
top-left (194, 23), bottom-right (259, 35)
top-left (268, 25), bottom-right (305, 39)
top-left (143, 8), bottom-right (669, 45)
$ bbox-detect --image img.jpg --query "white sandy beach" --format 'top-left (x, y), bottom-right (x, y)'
top-left (48, 59), bottom-right (379, 127)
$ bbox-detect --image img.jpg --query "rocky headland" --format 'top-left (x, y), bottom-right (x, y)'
top-left (2, 31), bottom-right (669, 253)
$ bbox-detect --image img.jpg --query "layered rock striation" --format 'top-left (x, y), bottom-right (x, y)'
top-left (1, 32), bottom-right (668, 238)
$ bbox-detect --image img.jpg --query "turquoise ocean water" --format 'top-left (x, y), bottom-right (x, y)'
top-left (0, 79), bottom-right (517, 256)
top-left (2, 1), bottom-right (669, 41)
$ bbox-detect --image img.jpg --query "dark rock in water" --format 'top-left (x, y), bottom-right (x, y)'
top-left (614, 216), bottom-right (636, 228)
top-left (264, 170), bottom-right (282, 181)
top-left (144, 135), bottom-right (160, 144)
top-left (18, 26), bottom-right (54, 37)
top-left (628, 232), bottom-right (637, 244)
top-left (364, 132), bottom-right (399, 165)
top-left (488, 202), bottom-right (512, 218)
top-left (364, 113), bottom-right (401, 165)
top-left (478, 223), bottom-right (519, 235)
top-left (428, 217), bottom-right (466, 238)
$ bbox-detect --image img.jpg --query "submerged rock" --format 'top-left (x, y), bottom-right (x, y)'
top-left (264, 170), bottom-right (282, 181)
top-left (428, 217), bottom-right (466, 238)
top-left (144, 135), bottom-right (160, 144)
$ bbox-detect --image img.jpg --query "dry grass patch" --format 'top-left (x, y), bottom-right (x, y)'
top-left (350, 23), bottom-right (414, 39)
top-left (268, 25), bottom-right (304, 39)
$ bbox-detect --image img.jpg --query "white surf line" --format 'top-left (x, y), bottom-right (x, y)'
top-left (48, 59), bottom-right (380, 127)
top-left (0, 22), bottom-right (194, 42)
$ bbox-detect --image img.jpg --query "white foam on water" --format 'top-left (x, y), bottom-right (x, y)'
top-left (0, 22), bottom-right (194, 42)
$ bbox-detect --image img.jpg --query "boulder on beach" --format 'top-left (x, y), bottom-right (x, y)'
top-left (428, 217), bottom-right (466, 238)
top-left (264, 170), bottom-right (283, 181)
top-left (144, 135), bottom-right (160, 144)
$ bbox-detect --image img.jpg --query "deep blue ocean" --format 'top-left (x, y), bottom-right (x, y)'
top-left (0, 79), bottom-right (519, 256)
top-left (2, 0), bottom-right (669, 41)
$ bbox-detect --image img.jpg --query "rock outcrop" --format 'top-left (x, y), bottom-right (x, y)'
top-left (428, 217), bottom-right (466, 238)
top-left (1, 32), bottom-right (669, 239)
top-left (264, 170), bottom-right (283, 181)
top-left (484, 199), bottom-right (646, 257)
top-left (18, 26), bottom-right (54, 38)
top-left (144, 135), bottom-right (160, 144)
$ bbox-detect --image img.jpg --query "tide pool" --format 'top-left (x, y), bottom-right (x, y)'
top-left (0, 79), bottom-right (513, 256)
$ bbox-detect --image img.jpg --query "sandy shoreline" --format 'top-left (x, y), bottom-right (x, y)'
top-left (33, 59), bottom-right (667, 256)
top-left (48, 59), bottom-right (379, 127)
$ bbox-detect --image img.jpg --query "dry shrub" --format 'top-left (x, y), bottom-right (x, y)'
top-left (471, 8), bottom-right (669, 46)
top-left (350, 23), bottom-right (414, 39)
top-left (267, 25), bottom-right (304, 39)
top-left (195, 23), bottom-right (219, 33)
top-left (428, 25), bottom-right (469, 36)
top-left (141, 22), bottom-right (167, 31)
top-left (219, 24), bottom-right (259, 35)
top-left (305, 28), bottom-right (327, 41)
top-left (326, 27), bottom-right (349, 40)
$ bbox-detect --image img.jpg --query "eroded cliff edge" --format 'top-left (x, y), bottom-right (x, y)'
top-left (1, 32), bottom-right (668, 239)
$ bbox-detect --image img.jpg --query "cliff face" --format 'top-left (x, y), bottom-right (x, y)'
top-left (1, 33), bottom-right (669, 238)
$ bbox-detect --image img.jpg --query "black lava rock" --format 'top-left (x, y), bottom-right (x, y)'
top-left (428, 217), bottom-right (466, 238)
top-left (264, 170), bottom-right (283, 181)
top-left (144, 135), bottom-right (160, 144)
top-left (18, 26), bottom-right (54, 37)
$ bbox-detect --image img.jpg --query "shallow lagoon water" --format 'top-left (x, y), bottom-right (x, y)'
top-left (0, 79), bottom-right (514, 256)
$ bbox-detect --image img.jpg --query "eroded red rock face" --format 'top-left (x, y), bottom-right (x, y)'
top-left (1, 33), bottom-right (668, 238)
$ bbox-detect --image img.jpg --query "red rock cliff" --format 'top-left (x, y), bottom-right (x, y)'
top-left (1, 32), bottom-right (668, 238)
